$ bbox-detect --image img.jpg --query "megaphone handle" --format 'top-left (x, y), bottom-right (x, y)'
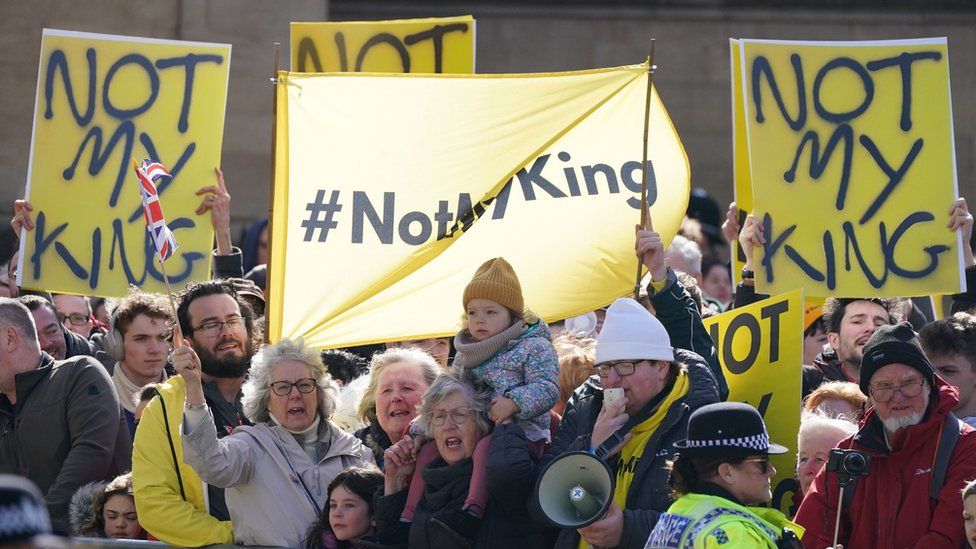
top-left (594, 431), bottom-right (625, 459)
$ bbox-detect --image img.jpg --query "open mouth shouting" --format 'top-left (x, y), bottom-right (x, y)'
top-left (443, 436), bottom-right (463, 450)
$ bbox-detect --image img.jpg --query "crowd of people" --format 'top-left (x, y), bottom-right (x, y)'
top-left (1, 170), bottom-right (976, 549)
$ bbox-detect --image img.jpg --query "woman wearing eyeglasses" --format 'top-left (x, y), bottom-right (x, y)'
top-left (645, 402), bottom-right (804, 549)
top-left (180, 337), bottom-right (375, 546)
top-left (367, 368), bottom-right (544, 548)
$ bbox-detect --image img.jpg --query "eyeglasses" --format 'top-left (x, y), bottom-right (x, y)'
top-left (595, 361), bottom-right (650, 378)
top-left (192, 316), bottom-right (244, 336)
top-left (430, 407), bottom-right (475, 426)
top-left (270, 378), bottom-right (317, 396)
top-left (869, 379), bottom-right (925, 403)
top-left (58, 312), bottom-right (90, 326)
top-left (741, 456), bottom-right (771, 474)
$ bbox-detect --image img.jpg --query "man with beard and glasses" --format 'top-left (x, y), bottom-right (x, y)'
top-left (796, 323), bottom-right (976, 548)
top-left (132, 280), bottom-right (259, 546)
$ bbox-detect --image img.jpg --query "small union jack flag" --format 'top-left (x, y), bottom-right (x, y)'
top-left (134, 159), bottom-right (179, 262)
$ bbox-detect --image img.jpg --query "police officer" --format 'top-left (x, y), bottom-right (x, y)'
top-left (644, 402), bottom-right (803, 548)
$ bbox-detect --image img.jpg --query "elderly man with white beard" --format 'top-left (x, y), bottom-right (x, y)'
top-left (796, 323), bottom-right (976, 548)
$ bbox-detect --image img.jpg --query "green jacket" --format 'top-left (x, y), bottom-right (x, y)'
top-left (644, 492), bottom-right (803, 548)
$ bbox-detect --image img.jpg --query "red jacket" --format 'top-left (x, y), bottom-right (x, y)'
top-left (795, 378), bottom-right (976, 548)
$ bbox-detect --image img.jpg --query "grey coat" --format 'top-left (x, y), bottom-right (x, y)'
top-left (183, 412), bottom-right (374, 546)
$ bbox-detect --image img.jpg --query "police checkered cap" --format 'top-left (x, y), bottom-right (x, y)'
top-left (680, 432), bottom-right (771, 451)
top-left (674, 402), bottom-right (788, 456)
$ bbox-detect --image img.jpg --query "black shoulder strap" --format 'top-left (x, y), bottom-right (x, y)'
top-left (931, 412), bottom-right (962, 500)
top-left (153, 387), bottom-right (187, 501)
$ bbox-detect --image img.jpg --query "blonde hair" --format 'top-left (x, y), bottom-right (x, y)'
top-left (803, 381), bottom-right (867, 420)
top-left (797, 410), bottom-right (858, 457)
top-left (357, 347), bottom-right (440, 425)
top-left (553, 333), bottom-right (596, 406)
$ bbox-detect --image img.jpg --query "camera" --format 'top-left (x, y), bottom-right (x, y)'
top-left (826, 449), bottom-right (870, 486)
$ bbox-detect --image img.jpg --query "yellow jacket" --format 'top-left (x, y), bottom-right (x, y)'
top-left (132, 375), bottom-right (234, 546)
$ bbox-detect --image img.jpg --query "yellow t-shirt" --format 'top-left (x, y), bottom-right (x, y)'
top-left (578, 370), bottom-right (690, 549)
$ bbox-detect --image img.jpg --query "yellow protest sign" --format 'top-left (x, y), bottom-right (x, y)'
top-left (738, 38), bottom-right (964, 297)
top-left (290, 16), bottom-right (474, 73)
top-left (704, 289), bottom-right (804, 515)
top-left (269, 64), bottom-right (690, 349)
top-left (19, 29), bottom-right (230, 297)
top-left (729, 39), bottom-right (752, 286)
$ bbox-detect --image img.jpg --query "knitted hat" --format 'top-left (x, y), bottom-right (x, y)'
top-left (463, 258), bottom-right (524, 312)
top-left (674, 402), bottom-right (788, 458)
top-left (595, 298), bottom-right (674, 363)
top-left (858, 322), bottom-right (935, 395)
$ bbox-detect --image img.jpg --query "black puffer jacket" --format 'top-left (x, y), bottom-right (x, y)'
top-left (374, 423), bottom-right (544, 549)
top-left (354, 419), bottom-right (392, 470)
top-left (538, 349), bottom-right (720, 549)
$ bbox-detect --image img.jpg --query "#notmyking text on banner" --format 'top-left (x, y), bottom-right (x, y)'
top-left (736, 38), bottom-right (965, 298)
top-left (290, 15), bottom-right (475, 73)
top-left (269, 64), bottom-right (690, 349)
top-left (18, 29), bottom-right (230, 298)
top-left (703, 289), bottom-right (804, 516)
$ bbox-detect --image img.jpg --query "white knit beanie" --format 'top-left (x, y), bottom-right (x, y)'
top-left (595, 298), bottom-right (675, 363)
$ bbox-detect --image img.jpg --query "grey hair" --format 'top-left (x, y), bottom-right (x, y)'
top-left (0, 298), bottom-right (38, 352)
top-left (417, 368), bottom-right (492, 437)
top-left (797, 410), bottom-right (858, 457)
top-left (358, 347), bottom-right (441, 425)
top-left (242, 338), bottom-right (338, 424)
top-left (665, 235), bottom-right (702, 276)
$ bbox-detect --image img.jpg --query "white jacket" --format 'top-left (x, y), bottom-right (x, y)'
top-left (183, 411), bottom-right (374, 546)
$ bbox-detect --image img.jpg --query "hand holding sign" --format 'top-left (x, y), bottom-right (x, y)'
top-left (722, 201), bottom-right (741, 244)
top-left (739, 214), bottom-right (765, 272)
top-left (195, 167), bottom-right (233, 255)
top-left (636, 210), bottom-right (668, 282)
top-left (948, 197), bottom-right (974, 267)
top-left (11, 200), bottom-right (34, 233)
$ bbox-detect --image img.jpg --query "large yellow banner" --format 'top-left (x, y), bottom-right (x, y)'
top-left (19, 29), bottom-right (230, 297)
top-left (290, 16), bottom-right (475, 73)
top-left (738, 38), bottom-right (964, 297)
top-left (704, 289), bottom-right (804, 515)
top-left (269, 64), bottom-right (690, 349)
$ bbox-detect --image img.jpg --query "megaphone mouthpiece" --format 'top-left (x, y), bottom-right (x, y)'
top-left (569, 485), bottom-right (604, 520)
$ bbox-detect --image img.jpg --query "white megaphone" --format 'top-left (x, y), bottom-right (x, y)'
top-left (534, 449), bottom-right (614, 528)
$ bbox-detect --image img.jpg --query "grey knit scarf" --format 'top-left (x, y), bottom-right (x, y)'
top-left (453, 319), bottom-right (528, 369)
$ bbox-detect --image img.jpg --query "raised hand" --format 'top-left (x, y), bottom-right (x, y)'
top-left (196, 167), bottom-right (233, 255)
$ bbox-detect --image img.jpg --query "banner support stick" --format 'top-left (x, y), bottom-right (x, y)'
top-left (264, 42), bottom-right (280, 345)
top-left (634, 39), bottom-right (657, 301)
